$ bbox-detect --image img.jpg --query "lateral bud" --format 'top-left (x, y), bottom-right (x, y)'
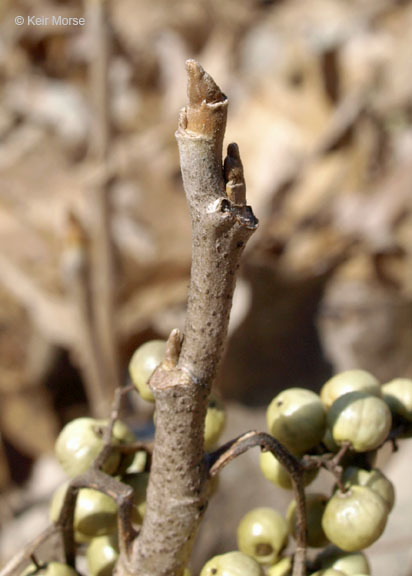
top-left (163, 329), bottom-right (182, 370)
top-left (224, 143), bottom-right (246, 205)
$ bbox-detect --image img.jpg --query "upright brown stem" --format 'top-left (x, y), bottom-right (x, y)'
top-left (124, 331), bottom-right (209, 576)
top-left (117, 61), bottom-right (257, 576)
top-left (87, 0), bottom-right (120, 397)
top-left (177, 61), bottom-right (257, 385)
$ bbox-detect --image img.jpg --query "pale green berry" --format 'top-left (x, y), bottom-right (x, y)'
top-left (315, 546), bottom-right (370, 574)
top-left (87, 535), bottom-right (119, 576)
top-left (266, 556), bottom-right (292, 576)
top-left (200, 551), bottom-right (264, 576)
top-left (287, 493), bottom-right (329, 548)
top-left (75, 489), bottom-right (117, 538)
top-left (260, 451), bottom-right (293, 490)
top-left (320, 371), bottom-right (381, 410)
top-left (237, 507), bottom-right (288, 565)
top-left (50, 482), bottom-right (117, 540)
top-left (322, 486), bottom-right (388, 552)
top-left (122, 472), bottom-right (149, 524)
top-left (259, 451), bottom-right (318, 490)
top-left (55, 417), bottom-right (134, 477)
top-left (315, 546), bottom-right (370, 575)
top-left (129, 340), bottom-right (166, 402)
top-left (50, 482), bottom-right (68, 524)
top-left (322, 429), bottom-right (340, 453)
top-left (342, 467), bottom-right (395, 512)
top-left (382, 378), bottom-right (412, 421)
top-left (111, 420), bottom-right (136, 474)
top-left (266, 388), bottom-right (326, 453)
top-left (204, 394), bottom-right (226, 452)
top-left (328, 392), bottom-right (391, 452)
top-left (111, 419), bottom-right (136, 445)
top-left (49, 482), bottom-right (92, 543)
top-left (21, 563), bottom-right (79, 576)
top-left (123, 450), bottom-right (147, 474)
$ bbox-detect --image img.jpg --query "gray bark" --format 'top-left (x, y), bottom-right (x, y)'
top-left (117, 60), bottom-right (257, 576)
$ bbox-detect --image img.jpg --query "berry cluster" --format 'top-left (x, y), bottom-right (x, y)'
top-left (24, 343), bottom-right (412, 576)
top-left (199, 370), bottom-right (412, 576)
top-left (52, 415), bottom-right (146, 576)
top-left (27, 339), bottom-right (225, 576)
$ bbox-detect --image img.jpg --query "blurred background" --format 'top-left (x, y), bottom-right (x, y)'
top-left (1, 0), bottom-right (412, 573)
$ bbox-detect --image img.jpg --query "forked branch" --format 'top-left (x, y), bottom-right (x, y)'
top-left (0, 385), bottom-right (149, 576)
top-left (118, 61), bottom-right (257, 576)
top-left (207, 431), bottom-right (308, 576)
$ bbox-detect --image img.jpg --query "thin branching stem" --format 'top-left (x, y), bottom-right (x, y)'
top-left (303, 442), bottom-right (351, 492)
top-left (207, 431), bottom-right (307, 576)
